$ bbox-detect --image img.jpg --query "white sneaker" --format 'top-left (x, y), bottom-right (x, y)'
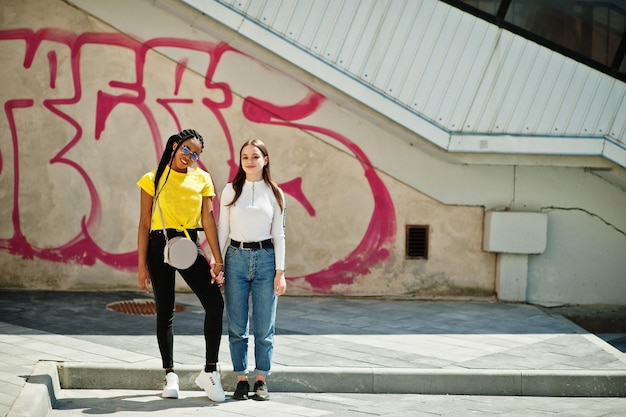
top-left (162, 372), bottom-right (179, 399)
top-left (195, 370), bottom-right (225, 402)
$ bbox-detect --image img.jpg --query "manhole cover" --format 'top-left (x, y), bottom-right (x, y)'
top-left (106, 299), bottom-right (185, 316)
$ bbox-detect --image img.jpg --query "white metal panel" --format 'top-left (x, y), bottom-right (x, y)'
top-left (503, 46), bottom-right (549, 134)
top-left (495, 38), bottom-right (542, 134)
top-left (396, 0), bottom-right (441, 107)
top-left (360, 0), bottom-right (404, 85)
top-left (605, 140), bottom-right (626, 166)
top-left (449, 134), bottom-right (604, 155)
top-left (295, 0), bottom-right (328, 48)
top-left (532, 57), bottom-right (578, 134)
top-left (413, 5), bottom-right (460, 115)
top-left (308, 0), bottom-right (343, 57)
top-left (572, 74), bottom-right (604, 135)
top-left (609, 92), bottom-right (626, 143)
top-left (423, 9), bottom-right (478, 126)
top-left (336, 0), bottom-right (376, 70)
top-left (518, 53), bottom-right (564, 135)
top-left (582, 76), bottom-right (619, 137)
top-left (386, 0), bottom-right (435, 104)
top-left (218, 0), bottom-right (239, 8)
top-left (596, 80), bottom-right (626, 140)
top-left (466, 31), bottom-right (521, 132)
top-left (283, 1), bottom-right (313, 41)
top-left (321, 0), bottom-right (359, 63)
top-left (271, 1), bottom-right (296, 34)
top-left (494, 40), bottom-right (539, 134)
top-left (220, 0), bottom-right (255, 17)
top-left (241, 0), bottom-right (266, 18)
top-left (446, 19), bottom-right (499, 132)
top-left (566, 71), bottom-right (603, 135)
top-left (202, 0), bottom-right (626, 165)
top-left (373, 0), bottom-right (422, 94)
top-left (255, 0), bottom-right (279, 26)
top-left (346, 0), bottom-right (389, 77)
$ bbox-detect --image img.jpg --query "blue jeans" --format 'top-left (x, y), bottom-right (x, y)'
top-left (224, 245), bottom-right (277, 376)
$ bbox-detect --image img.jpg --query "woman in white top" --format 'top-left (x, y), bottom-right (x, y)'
top-left (216, 138), bottom-right (286, 401)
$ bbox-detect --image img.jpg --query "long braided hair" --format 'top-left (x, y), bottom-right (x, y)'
top-left (228, 138), bottom-right (284, 213)
top-left (153, 129), bottom-right (204, 199)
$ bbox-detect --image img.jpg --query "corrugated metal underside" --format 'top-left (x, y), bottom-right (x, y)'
top-left (184, 0), bottom-right (626, 167)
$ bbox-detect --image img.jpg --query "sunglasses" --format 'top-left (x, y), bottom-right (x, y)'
top-left (180, 145), bottom-right (199, 162)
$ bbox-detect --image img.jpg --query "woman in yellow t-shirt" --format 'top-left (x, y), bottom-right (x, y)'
top-left (137, 129), bottom-right (225, 402)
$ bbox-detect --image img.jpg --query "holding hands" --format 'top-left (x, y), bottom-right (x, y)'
top-left (211, 264), bottom-right (225, 287)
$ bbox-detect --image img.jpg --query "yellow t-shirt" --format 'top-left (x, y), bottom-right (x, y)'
top-left (137, 166), bottom-right (215, 230)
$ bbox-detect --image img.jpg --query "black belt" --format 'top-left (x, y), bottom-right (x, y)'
top-left (230, 239), bottom-right (273, 250)
top-left (150, 228), bottom-right (200, 239)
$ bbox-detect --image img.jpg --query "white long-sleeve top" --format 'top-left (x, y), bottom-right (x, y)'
top-left (216, 180), bottom-right (286, 270)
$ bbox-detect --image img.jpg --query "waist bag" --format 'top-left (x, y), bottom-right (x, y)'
top-left (162, 235), bottom-right (197, 270)
top-left (154, 195), bottom-right (197, 270)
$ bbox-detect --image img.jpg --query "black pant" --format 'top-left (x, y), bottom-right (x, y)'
top-left (147, 229), bottom-right (223, 369)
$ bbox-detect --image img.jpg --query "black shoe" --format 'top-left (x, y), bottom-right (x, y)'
top-left (252, 380), bottom-right (270, 401)
top-left (232, 380), bottom-right (249, 400)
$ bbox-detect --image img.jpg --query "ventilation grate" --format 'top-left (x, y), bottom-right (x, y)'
top-left (406, 225), bottom-right (429, 259)
top-left (106, 299), bottom-right (185, 316)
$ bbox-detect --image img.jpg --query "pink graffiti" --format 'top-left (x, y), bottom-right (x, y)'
top-left (243, 93), bottom-right (395, 289)
top-left (0, 28), bottom-right (396, 291)
top-left (47, 51), bottom-right (57, 89)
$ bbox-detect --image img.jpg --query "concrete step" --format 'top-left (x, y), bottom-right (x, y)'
top-left (57, 362), bottom-right (626, 397)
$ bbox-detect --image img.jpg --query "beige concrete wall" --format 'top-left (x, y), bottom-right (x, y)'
top-left (0, 0), bottom-right (495, 297)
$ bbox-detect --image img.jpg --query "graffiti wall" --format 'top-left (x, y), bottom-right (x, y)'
top-left (0, 0), bottom-right (495, 296)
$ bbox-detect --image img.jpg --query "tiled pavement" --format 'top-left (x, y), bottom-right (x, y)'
top-left (1, 290), bottom-right (625, 416)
